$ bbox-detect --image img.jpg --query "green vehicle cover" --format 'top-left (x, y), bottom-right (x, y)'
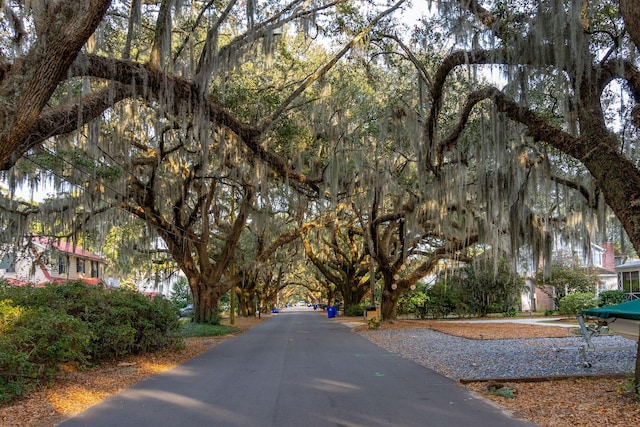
top-left (582, 298), bottom-right (640, 320)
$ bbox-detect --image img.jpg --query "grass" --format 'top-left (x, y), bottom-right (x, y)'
top-left (177, 321), bottom-right (239, 337)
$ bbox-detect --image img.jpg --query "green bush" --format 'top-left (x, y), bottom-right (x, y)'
top-left (0, 281), bottom-right (183, 404)
top-left (343, 304), bottom-right (365, 317)
top-left (367, 317), bottom-right (381, 330)
top-left (534, 263), bottom-right (600, 308)
top-left (170, 276), bottom-right (192, 310)
top-left (0, 299), bottom-right (23, 331)
top-left (0, 302), bottom-right (90, 403)
top-left (598, 290), bottom-right (627, 307)
top-left (0, 282), bottom-right (182, 360)
top-left (424, 283), bottom-right (463, 318)
top-left (397, 285), bottom-right (430, 318)
top-left (558, 292), bottom-right (597, 315)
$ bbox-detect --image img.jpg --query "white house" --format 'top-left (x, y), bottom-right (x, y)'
top-left (0, 238), bottom-right (107, 287)
top-left (135, 269), bottom-right (185, 299)
top-left (520, 241), bottom-right (618, 312)
top-left (615, 260), bottom-right (640, 300)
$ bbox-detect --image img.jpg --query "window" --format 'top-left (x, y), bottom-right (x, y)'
top-left (58, 257), bottom-right (67, 274)
top-left (621, 271), bottom-right (640, 293)
top-left (91, 261), bottom-right (100, 278)
top-left (592, 252), bottom-right (603, 268)
top-left (0, 254), bottom-right (15, 272)
top-left (76, 258), bottom-right (85, 273)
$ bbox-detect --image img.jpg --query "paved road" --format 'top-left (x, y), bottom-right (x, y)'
top-left (58, 311), bottom-right (535, 427)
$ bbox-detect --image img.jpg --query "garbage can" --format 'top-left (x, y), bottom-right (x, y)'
top-left (327, 306), bottom-right (337, 318)
top-left (364, 306), bottom-right (381, 323)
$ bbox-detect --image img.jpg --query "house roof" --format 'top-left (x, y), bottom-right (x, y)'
top-left (591, 266), bottom-right (616, 275)
top-left (4, 277), bottom-right (36, 287)
top-left (615, 260), bottom-right (640, 272)
top-left (5, 277), bottom-right (105, 287)
top-left (33, 237), bottom-right (105, 262)
top-left (52, 241), bottom-right (105, 262)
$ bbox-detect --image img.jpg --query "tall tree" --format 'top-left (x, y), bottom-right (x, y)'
top-left (300, 215), bottom-right (370, 313)
top-left (0, 1), bottom-right (405, 322)
top-left (393, 0), bottom-right (640, 256)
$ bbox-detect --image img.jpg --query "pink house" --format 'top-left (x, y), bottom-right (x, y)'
top-left (0, 238), bottom-right (106, 287)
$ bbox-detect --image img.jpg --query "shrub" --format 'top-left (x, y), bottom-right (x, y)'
top-left (424, 283), bottom-right (463, 318)
top-left (0, 299), bottom-right (23, 331)
top-left (0, 302), bottom-right (90, 403)
top-left (343, 304), bottom-right (365, 317)
top-left (0, 282), bottom-right (182, 360)
top-left (74, 287), bottom-right (182, 359)
top-left (534, 263), bottom-right (601, 308)
top-left (367, 317), bottom-right (381, 330)
top-left (459, 258), bottom-right (524, 317)
top-left (170, 276), bottom-right (192, 309)
top-left (0, 282), bottom-right (183, 404)
top-left (598, 290), bottom-right (627, 307)
top-left (397, 285), bottom-right (430, 318)
top-left (558, 292), bottom-right (597, 316)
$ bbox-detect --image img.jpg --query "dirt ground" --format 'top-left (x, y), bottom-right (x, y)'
top-left (2, 315), bottom-right (639, 427)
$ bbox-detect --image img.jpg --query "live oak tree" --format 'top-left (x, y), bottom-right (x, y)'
top-left (6, 1), bottom-right (640, 326)
top-left (0, 1), bottom-right (404, 322)
top-left (397, 0), bottom-right (640, 258)
top-left (300, 213), bottom-right (370, 314)
top-left (232, 195), bottom-right (327, 316)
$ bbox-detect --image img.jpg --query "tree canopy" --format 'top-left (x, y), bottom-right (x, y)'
top-left (1, 1), bottom-right (640, 321)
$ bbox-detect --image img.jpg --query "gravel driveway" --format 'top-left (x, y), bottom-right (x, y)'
top-left (358, 328), bottom-right (637, 380)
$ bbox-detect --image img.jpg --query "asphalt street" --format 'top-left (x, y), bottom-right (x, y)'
top-left (58, 310), bottom-right (536, 427)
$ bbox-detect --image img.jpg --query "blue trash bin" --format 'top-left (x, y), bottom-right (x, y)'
top-left (327, 306), bottom-right (337, 318)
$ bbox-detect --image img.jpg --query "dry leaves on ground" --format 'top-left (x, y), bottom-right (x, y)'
top-left (465, 378), bottom-right (640, 427)
top-left (351, 318), bottom-right (575, 339)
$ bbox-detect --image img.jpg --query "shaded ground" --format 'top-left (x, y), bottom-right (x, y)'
top-left (2, 314), bottom-right (639, 427)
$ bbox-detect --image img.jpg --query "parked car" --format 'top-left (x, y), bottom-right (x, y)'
top-left (179, 304), bottom-right (194, 317)
top-left (271, 307), bottom-right (279, 313)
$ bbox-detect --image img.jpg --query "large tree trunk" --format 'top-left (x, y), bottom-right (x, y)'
top-left (326, 287), bottom-right (337, 306)
top-left (337, 277), bottom-right (368, 312)
top-left (188, 276), bottom-right (227, 324)
top-left (237, 287), bottom-right (256, 317)
top-left (576, 89), bottom-right (640, 257)
top-left (380, 287), bottom-right (400, 320)
top-left (620, 0), bottom-right (640, 128)
top-left (621, 1), bottom-right (640, 56)
top-left (192, 287), bottom-right (219, 324)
